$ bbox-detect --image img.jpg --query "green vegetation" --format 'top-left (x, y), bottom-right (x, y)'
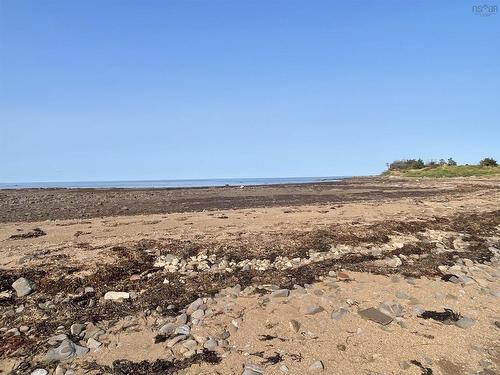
top-left (384, 157), bottom-right (499, 177)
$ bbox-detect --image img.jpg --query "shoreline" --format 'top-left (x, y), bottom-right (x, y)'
top-left (3, 176), bottom-right (500, 223)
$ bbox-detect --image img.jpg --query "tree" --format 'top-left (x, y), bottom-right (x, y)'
top-left (479, 157), bottom-right (498, 167)
top-left (447, 158), bottom-right (457, 166)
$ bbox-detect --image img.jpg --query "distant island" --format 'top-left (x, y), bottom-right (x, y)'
top-left (384, 157), bottom-right (499, 177)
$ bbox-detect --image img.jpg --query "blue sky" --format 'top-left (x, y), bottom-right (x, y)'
top-left (1, 1), bottom-right (499, 182)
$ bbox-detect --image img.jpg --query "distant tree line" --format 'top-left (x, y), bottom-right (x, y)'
top-left (387, 157), bottom-right (497, 171)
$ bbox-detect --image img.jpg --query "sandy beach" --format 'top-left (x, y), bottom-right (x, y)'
top-left (1, 177), bottom-right (499, 374)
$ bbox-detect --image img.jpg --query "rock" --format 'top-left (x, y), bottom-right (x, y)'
top-left (271, 289), bottom-right (289, 298)
top-left (462, 258), bottom-right (473, 267)
top-left (309, 360), bottom-right (324, 371)
top-left (395, 291), bottom-right (410, 300)
top-left (289, 319), bottom-right (301, 332)
top-left (70, 324), bottom-right (86, 336)
top-left (48, 334), bottom-right (68, 345)
top-left (182, 339), bottom-right (198, 349)
top-left (455, 317), bottom-right (475, 329)
top-left (30, 370), bottom-right (48, 375)
top-left (12, 277), bottom-right (35, 297)
top-left (280, 364), bottom-right (290, 373)
top-left (6, 328), bottom-right (20, 336)
top-left (19, 325), bottom-right (29, 333)
top-left (159, 322), bottom-right (176, 335)
top-left (336, 271), bottom-right (350, 281)
top-left (242, 363), bottom-right (264, 375)
top-left (379, 302), bottom-right (404, 317)
top-left (54, 365), bottom-right (65, 375)
top-left (167, 335), bottom-right (186, 348)
top-left (374, 257), bottom-right (402, 268)
top-left (203, 339), bottom-right (218, 351)
top-left (103, 291), bottom-right (129, 300)
top-left (331, 307), bottom-right (348, 321)
top-left (358, 307), bottom-right (393, 325)
top-left (191, 309), bottom-right (205, 320)
top-left (176, 313), bottom-right (188, 324)
top-left (175, 324), bottom-right (190, 335)
top-left (305, 305), bottom-right (324, 315)
top-left (494, 321), bottom-right (500, 329)
top-left (45, 339), bottom-right (89, 362)
top-left (86, 338), bottom-right (102, 349)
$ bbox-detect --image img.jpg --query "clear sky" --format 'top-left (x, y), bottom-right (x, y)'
top-left (1, 1), bottom-right (499, 182)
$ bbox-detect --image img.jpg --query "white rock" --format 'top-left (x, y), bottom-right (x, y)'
top-left (104, 291), bottom-right (130, 300)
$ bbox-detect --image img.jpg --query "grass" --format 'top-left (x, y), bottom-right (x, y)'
top-left (385, 165), bottom-right (500, 178)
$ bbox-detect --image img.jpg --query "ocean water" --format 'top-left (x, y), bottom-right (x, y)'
top-left (0, 176), bottom-right (347, 189)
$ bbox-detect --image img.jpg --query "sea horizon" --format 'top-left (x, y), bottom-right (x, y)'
top-left (0, 176), bottom-right (350, 190)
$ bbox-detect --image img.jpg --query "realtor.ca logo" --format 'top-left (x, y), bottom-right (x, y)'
top-left (472, 4), bottom-right (497, 16)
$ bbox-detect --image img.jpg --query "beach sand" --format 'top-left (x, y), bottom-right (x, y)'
top-left (1, 177), bottom-right (499, 374)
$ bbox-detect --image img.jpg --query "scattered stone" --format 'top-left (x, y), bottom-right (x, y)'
top-left (395, 291), bottom-right (410, 300)
top-left (191, 309), bottom-right (205, 320)
top-left (86, 338), bottom-right (102, 349)
top-left (242, 363), bottom-right (264, 375)
top-left (305, 305), bottom-right (324, 315)
top-left (280, 364), bottom-right (290, 373)
top-left (30, 370), bottom-right (48, 375)
top-left (103, 291), bottom-right (129, 301)
top-left (309, 360), bottom-right (324, 371)
top-left (167, 335), bottom-right (186, 348)
top-left (12, 277), bottom-right (36, 297)
top-left (455, 317), bottom-right (475, 329)
top-left (70, 324), bottom-right (86, 336)
top-left (45, 339), bottom-right (89, 362)
top-left (176, 313), bottom-right (188, 324)
top-left (159, 322), bottom-right (176, 335)
top-left (203, 339), bottom-right (217, 351)
top-left (289, 319), bottom-right (301, 332)
top-left (19, 325), bottom-right (29, 333)
top-left (358, 307), bottom-right (393, 325)
top-left (331, 307), bottom-right (348, 321)
top-left (271, 289), bottom-right (289, 298)
top-left (336, 271), bottom-right (350, 281)
top-left (175, 324), bottom-right (190, 335)
top-left (494, 321), bottom-right (500, 329)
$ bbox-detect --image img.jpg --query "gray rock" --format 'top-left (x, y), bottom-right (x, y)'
top-left (331, 307), bottom-right (348, 321)
top-left (242, 363), bottom-right (264, 375)
top-left (176, 313), bottom-right (188, 324)
top-left (6, 328), bottom-right (20, 336)
top-left (455, 317), bottom-right (475, 329)
top-left (305, 305), bottom-right (324, 315)
top-left (203, 339), bottom-right (218, 351)
top-left (358, 307), bottom-right (393, 325)
top-left (48, 334), bottom-right (68, 345)
top-left (191, 309), bottom-right (205, 320)
top-left (289, 319), bottom-right (301, 332)
top-left (395, 291), bottom-right (410, 300)
top-left (86, 338), bottom-right (102, 349)
top-left (45, 339), bottom-right (89, 362)
top-left (167, 335), bottom-right (186, 348)
top-left (495, 321), bottom-right (500, 329)
top-left (70, 324), bottom-right (85, 336)
top-left (30, 370), bottom-right (48, 375)
top-left (379, 302), bottom-right (404, 317)
top-left (309, 360), bottom-right (324, 371)
top-left (12, 277), bottom-right (35, 297)
top-left (271, 289), bottom-right (289, 298)
top-left (159, 322), bottom-right (176, 335)
top-left (175, 324), bottom-right (190, 335)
